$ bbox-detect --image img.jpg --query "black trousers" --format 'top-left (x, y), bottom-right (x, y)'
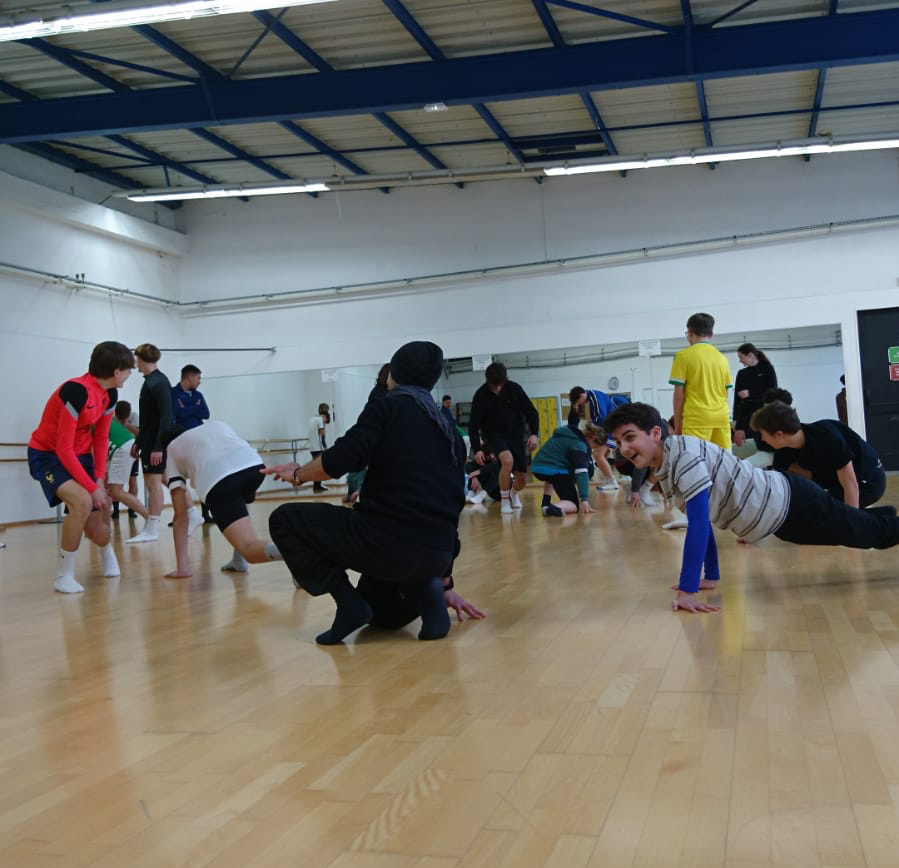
top-left (269, 502), bottom-right (454, 597)
top-left (774, 472), bottom-right (899, 549)
top-left (820, 465), bottom-right (886, 509)
top-left (533, 471), bottom-right (579, 505)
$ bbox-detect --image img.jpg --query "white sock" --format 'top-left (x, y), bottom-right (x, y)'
top-left (100, 543), bottom-right (120, 577)
top-left (54, 575), bottom-right (84, 593)
top-left (58, 547), bottom-right (78, 579)
top-left (264, 541), bottom-right (282, 561)
top-left (221, 549), bottom-right (250, 572)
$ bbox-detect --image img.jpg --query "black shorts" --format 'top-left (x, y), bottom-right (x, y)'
top-left (533, 471), bottom-right (579, 504)
top-left (130, 459), bottom-right (139, 478)
top-left (140, 449), bottom-right (167, 475)
top-left (486, 436), bottom-right (529, 473)
top-left (205, 464), bottom-right (265, 532)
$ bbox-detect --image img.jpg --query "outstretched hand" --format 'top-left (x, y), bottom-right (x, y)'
top-left (262, 463), bottom-right (299, 483)
top-left (672, 591), bottom-right (720, 613)
top-left (445, 590), bottom-right (486, 621)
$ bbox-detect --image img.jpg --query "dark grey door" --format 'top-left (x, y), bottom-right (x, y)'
top-left (857, 306), bottom-right (899, 471)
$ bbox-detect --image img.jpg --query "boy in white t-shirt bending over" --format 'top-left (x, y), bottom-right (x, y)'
top-left (164, 421), bottom-right (282, 577)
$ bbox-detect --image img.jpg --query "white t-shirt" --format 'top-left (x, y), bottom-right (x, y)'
top-left (308, 414), bottom-right (326, 451)
top-left (657, 435), bottom-right (790, 543)
top-left (167, 420), bottom-right (263, 500)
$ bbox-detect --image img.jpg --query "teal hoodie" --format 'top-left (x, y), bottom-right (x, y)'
top-left (531, 425), bottom-right (592, 500)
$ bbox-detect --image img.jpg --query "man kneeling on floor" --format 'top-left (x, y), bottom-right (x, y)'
top-left (164, 421), bottom-right (282, 578)
top-left (265, 341), bottom-right (485, 644)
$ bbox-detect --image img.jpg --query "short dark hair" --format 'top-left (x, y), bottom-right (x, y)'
top-left (485, 362), bottom-right (507, 387)
top-left (686, 313), bottom-right (715, 337)
top-left (751, 401), bottom-right (801, 434)
top-left (569, 386), bottom-right (586, 404)
top-left (442, 395), bottom-right (451, 402)
top-left (181, 364), bottom-right (201, 378)
top-left (764, 387), bottom-right (792, 405)
top-left (89, 341), bottom-right (135, 378)
top-left (604, 402), bottom-right (666, 436)
top-left (376, 362), bottom-right (391, 388)
top-left (114, 400), bottom-right (131, 422)
top-left (134, 343), bottom-right (160, 363)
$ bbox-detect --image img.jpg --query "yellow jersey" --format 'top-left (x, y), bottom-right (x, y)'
top-left (668, 341), bottom-right (732, 429)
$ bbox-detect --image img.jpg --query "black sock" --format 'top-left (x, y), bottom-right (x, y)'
top-left (409, 577), bottom-right (451, 641)
top-left (541, 493), bottom-right (551, 508)
top-left (111, 503), bottom-right (120, 518)
top-left (542, 504), bottom-right (563, 517)
top-left (316, 575), bottom-right (373, 645)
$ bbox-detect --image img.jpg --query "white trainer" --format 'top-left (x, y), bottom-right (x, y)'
top-left (126, 530), bottom-right (159, 544)
top-left (596, 478), bottom-right (619, 491)
top-left (500, 499), bottom-right (514, 515)
top-left (510, 491), bottom-right (523, 509)
top-left (639, 484), bottom-right (656, 507)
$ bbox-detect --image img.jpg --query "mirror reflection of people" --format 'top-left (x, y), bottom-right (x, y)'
top-left (265, 341), bottom-right (483, 644)
top-left (732, 343), bottom-right (777, 447)
top-left (308, 403), bottom-right (331, 492)
top-left (27, 341), bottom-right (135, 593)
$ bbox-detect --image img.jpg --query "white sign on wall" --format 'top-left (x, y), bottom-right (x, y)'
top-left (472, 354), bottom-right (493, 371)
top-left (321, 368), bottom-right (339, 382)
top-left (638, 339), bottom-right (662, 357)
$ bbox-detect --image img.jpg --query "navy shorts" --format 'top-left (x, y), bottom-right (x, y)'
top-left (28, 448), bottom-right (95, 507)
top-left (205, 464), bottom-right (265, 532)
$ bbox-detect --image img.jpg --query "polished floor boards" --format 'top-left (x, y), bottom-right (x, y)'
top-left (2, 480), bottom-right (899, 868)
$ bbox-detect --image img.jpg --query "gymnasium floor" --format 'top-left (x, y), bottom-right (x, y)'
top-left (2, 479), bottom-right (899, 868)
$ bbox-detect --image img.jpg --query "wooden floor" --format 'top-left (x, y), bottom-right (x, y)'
top-left (2, 480), bottom-right (899, 868)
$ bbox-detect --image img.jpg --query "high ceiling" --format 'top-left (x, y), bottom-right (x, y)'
top-left (1, 0), bottom-right (898, 197)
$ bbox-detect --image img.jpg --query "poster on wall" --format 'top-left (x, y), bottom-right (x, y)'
top-left (321, 368), bottom-right (338, 382)
top-left (638, 339), bottom-right (662, 357)
top-left (472, 354), bottom-right (492, 371)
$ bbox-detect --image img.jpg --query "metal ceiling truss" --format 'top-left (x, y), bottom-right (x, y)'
top-left (2, 6), bottom-right (898, 194)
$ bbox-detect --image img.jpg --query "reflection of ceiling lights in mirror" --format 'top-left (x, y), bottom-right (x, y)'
top-left (119, 135), bottom-right (899, 203)
top-left (0, 0), bottom-right (339, 42)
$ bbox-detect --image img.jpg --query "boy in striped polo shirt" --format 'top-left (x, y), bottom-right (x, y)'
top-left (604, 402), bottom-right (899, 614)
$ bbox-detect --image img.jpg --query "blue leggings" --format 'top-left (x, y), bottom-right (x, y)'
top-left (679, 490), bottom-right (720, 593)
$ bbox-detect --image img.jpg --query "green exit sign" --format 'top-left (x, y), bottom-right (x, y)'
top-left (890, 347), bottom-right (899, 364)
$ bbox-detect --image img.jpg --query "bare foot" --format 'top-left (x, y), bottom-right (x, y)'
top-left (671, 580), bottom-right (719, 591)
top-left (165, 570), bottom-right (192, 579)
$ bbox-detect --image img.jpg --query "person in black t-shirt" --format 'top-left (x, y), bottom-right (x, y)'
top-left (752, 401), bottom-right (888, 510)
top-left (265, 342), bottom-right (485, 645)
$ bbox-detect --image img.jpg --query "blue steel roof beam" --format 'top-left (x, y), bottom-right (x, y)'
top-left (15, 141), bottom-right (180, 207)
top-left (64, 47), bottom-right (199, 83)
top-left (1, 68), bottom-right (216, 186)
top-left (228, 8), bottom-right (288, 78)
top-left (682, 0), bottom-right (715, 171)
top-left (24, 37), bottom-right (129, 92)
top-left (128, 25), bottom-right (296, 182)
top-left (804, 1), bottom-right (837, 160)
top-left (545, 0), bottom-right (673, 33)
top-left (707, 1), bottom-right (762, 28)
top-left (5, 10), bottom-right (899, 141)
top-left (383, 0), bottom-right (528, 167)
top-left (255, 9), bottom-right (452, 183)
top-left (530, 1), bottom-right (619, 159)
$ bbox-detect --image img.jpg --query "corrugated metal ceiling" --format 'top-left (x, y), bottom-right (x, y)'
top-left (1, 0), bottom-right (898, 195)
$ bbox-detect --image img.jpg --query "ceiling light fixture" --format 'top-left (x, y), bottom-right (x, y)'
top-left (127, 181), bottom-right (330, 202)
top-left (0, 0), bottom-right (339, 42)
top-left (544, 134), bottom-right (899, 176)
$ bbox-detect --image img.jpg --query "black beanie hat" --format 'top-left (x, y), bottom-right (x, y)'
top-left (389, 341), bottom-right (444, 390)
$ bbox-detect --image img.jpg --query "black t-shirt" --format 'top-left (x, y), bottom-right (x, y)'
top-left (772, 420), bottom-right (882, 490)
top-left (468, 380), bottom-right (539, 453)
top-left (137, 369), bottom-right (173, 452)
top-left (733, 361), bottom-right (777, 431)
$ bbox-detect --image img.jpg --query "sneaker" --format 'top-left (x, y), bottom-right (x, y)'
top-left (313, 484), bottom-right (329, 493)
top-left (54, 575), bottom-right (84, 593)
top-left (639, 484), bottom-right (656, 507)
top-left (510, 491), bottom-right (523, 509)
top-left (500, 499), bottom-right (514, 515)
top-left (596, 478), bottom-right (619, 491)
top-left (662, 518), bottom-right (689, 530)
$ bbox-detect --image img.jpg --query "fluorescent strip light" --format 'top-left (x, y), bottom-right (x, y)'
top-left (128, 182), bottom-right (330, 201)
top-left (544, 136), bottom-right (899, 176)
top-left (0, 0), bottom-right (338, 42)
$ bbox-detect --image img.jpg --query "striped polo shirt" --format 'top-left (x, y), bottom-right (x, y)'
top-left (657, 435), bottom-right (790, 543)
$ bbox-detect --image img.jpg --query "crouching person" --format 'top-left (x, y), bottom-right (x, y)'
top-left (266, 341), bottom-right (484, 645)
top-left (164, 421), bottom-right (282, 578)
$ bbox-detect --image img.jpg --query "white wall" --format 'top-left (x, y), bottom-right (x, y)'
top-left (0, 172), bottom-right (187, 523)
top-left (176, 151), bottom-right (899, 443)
